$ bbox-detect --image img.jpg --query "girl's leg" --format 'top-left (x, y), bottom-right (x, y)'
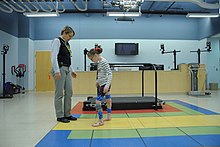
top-left (104, 93), bottom-right (112, 121)
top-left (92, 99), bottom-right (104, 127)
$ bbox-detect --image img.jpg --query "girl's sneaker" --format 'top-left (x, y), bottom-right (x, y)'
top-left (92, 121), bottom-right (104, 127)
top-left (103, 113), bottom-right (111, 121)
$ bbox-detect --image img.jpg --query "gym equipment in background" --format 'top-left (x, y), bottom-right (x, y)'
top-left (190, 42), bottom-right (211, 64)
top-left (83, 63), bottom-right (165, 111)
top-left (11, 64), bottom-right (26, 94)
top-left (160, 44), bottom-right (181, 70)
top-left (83, 48), bottom-right (88, 71)
top-left (83, 43), bottom-right (100, 71)
top-left (188, 42), bottom-right (212, 96)
top-left (188, 63), bottom-right (206, 96)
top-left (0, 44), bottom-right (13, 99)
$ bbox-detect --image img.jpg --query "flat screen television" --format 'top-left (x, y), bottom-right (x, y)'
top-left (115, 43), bottom-right (139, 55)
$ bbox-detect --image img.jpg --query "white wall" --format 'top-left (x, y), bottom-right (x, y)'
top-left (28, 39), bottom-right (35, 91)
top-left (34, 39), bottom-right (205, 71)
top-left (206, 38), bottom-right (220, 88)
top-left (18, 38), bottom-right (35, 91)
top-left (0, 30), bottom-right (18, 93)
top-left (1, 30), bottom-right (219, 92)
top-left (0, 31), bottom-right (35, 92)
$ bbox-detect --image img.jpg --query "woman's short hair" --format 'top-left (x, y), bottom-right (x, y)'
top-left (61, 26), bottom-right (75, 35)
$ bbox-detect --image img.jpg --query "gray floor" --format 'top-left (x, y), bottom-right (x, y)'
top-left (0, 91), bottom-right (220, 147)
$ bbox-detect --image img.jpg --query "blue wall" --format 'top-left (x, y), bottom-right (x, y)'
top-left (198, 18), bottom-right (220, 39)
top-left (1, 12), bottom-right (220, 40)
top-left (1, 12), bottom-right (219, 40)
top-left (0, 12), bottom-right (19, 37)
top-left (30, 14), bottom-right (200, 40)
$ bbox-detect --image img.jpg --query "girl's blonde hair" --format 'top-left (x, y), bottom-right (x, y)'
top-left (87, 44), bottom-right (103, 57)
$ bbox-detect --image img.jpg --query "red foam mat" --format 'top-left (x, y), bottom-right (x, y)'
top-left (70, 102), bottom-right (181, 114)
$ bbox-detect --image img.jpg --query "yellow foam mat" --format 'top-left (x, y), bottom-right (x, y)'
top-left (53, 115), bottom-right (220, 130)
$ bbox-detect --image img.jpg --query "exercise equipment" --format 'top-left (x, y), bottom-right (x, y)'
top-left (83, 63), bottom-right (165, 111)
top-left (83, 44), bottom-right (100, 71)
top-left (190, 42), bottom-right (211, 64)
top-left (189, 42), bottom-right (211, 96)
top-left (188, 63), bottom-right (206, 96)
top-left (4, 82), bottom-right (22, 95)
top-left (11, 64), bottom-right (26, 94)
top-left (83, 48), bottom-right (88, 71)
top-left (160, 44), bottom-right (181, 70)
top-left (0, 44), bottom-right (13, 98)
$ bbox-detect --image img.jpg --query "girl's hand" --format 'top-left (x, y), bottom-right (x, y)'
top-left (103, 85), bottom-right (109, 94)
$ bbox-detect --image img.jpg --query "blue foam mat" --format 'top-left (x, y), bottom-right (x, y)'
top-left (191, 134), bottom-right (220, 146)
top-left (91, 138), bottom-right (146, 147)
top-left (142, 135), bottom-right (201, 147)
top-left (35, 130), bottom-right (90, 147)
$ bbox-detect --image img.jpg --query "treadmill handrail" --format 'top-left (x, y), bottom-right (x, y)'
top-left (109, 62), bottom-right (158, 110)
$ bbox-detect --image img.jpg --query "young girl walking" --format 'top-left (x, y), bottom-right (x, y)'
top-left (87, 45), bottom-right (112, 127)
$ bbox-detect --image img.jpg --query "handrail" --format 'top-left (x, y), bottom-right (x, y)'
top-left (35, 0), bottom-right (53, 12)
top-left (0, 1), bottom-right (13, 13)
top-left (145, 0), bottom-right (220, 9)
top-left (19, 0), bottom-right (39, 13)
top-left (70, 0), bottom-right (88, 12)
top-left (109, 62), bottom-right (159, 110)
top-left (50, 0), bottom-right (65, 13)
top-left (3, 0), bottom-right (26, 13)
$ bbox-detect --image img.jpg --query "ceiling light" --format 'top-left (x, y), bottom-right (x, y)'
top-left (23, 12), bottom-right (59, 17)
top-left (107, 12), bottom-right (141, 17)
top-left (186, 13), bottom-right (219, 18)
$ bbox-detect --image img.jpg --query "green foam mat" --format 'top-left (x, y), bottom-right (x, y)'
top-left (68, 130), bottom-right (93, 139)
top-left (179, 126), bottom-right (220, 135)
top-left (93, 129), bottom-right (139, 138)
top-left (127, 112), bottom-right (160, 118)
top-left (157, 112), bottom-right (189, 116)
top-left (137, 127), bottom-right (185, 137)
top-left (167, 102), bottom-right (203, 115)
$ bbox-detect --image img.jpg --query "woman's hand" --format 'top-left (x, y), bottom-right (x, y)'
top-left (55, 72), bottom-right (61, 80)
top-left (71, 72), bottom-right (77, 78)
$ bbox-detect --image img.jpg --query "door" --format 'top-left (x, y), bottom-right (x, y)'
top-left (35, 51), bottom-right (54, 91)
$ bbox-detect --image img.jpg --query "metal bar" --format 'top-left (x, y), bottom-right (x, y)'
top-left (0, 1), bottom-right (13, 13)
top-left (3, 0), bottom-right (26, 13)
top-left (155, 65), bottom-right (158, 110)
top-left (2, 51), bottom-right (6, 97)
top-left (142, 67), bottom-right (144, 97)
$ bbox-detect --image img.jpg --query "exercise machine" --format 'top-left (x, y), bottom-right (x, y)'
top-left (11, 64), bottom-right (26, 94)
top-left (188, 63), bottom-right (206, 96)
top-left (83, 62), bottom-right (165, 111)
top-left (83, 44), bottom-right (99, 71)
top-left (160, 44), bottom-right (181, 70)
top-left (189, 42), bottom-right (211, 96)
top-left (190, 42), bottom-right (211, 64)
top-left (83, 48), bottom-right (88, 71)
top-left (0, 44), bottom-right (13, 99)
